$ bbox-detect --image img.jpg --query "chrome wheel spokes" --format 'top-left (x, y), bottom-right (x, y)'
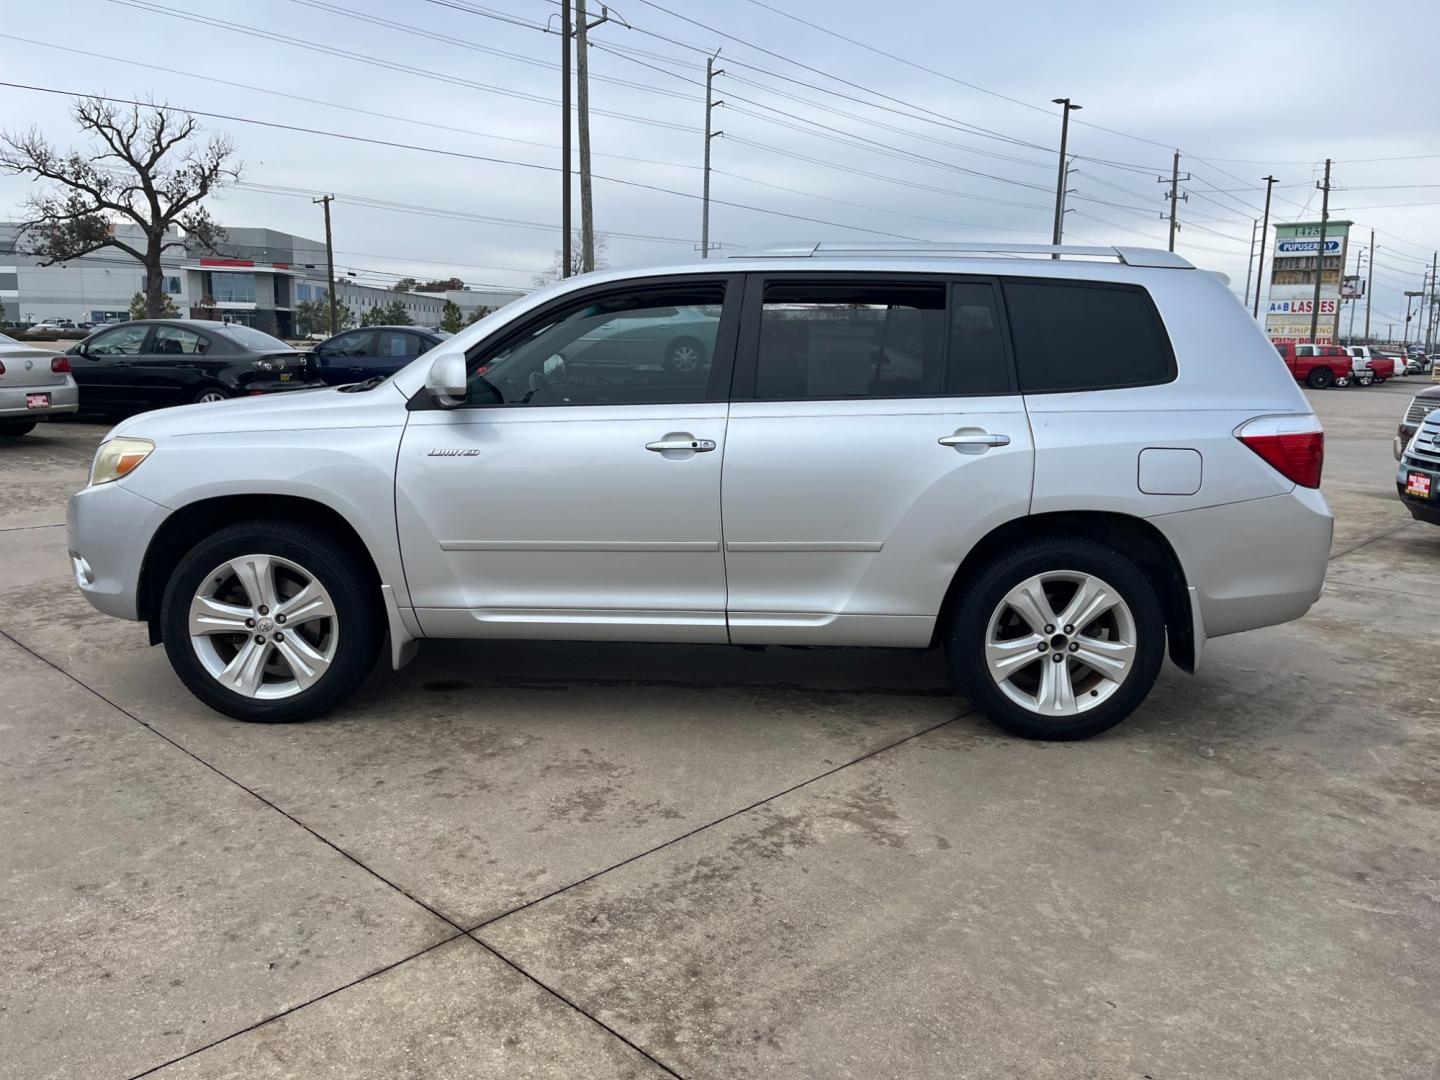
top-left (188, 554), bottom-right (339, 700)
top-left (984, 571), bottom-right (1137, 717)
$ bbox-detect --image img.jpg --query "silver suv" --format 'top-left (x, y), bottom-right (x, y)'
top-left (67, 243), bottom-right (1333, 740)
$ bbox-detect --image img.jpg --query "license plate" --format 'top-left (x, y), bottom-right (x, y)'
top-left (25, 393), bottom-right (50, 410)
top-left (1407, 472), bottom-right (1433, 498)
top-left (279, 373), bottom-right (291, 381)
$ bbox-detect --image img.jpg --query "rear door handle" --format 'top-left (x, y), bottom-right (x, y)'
top-left (646, 438), bottom-right (717, 452)
top-left (938, 433), bottom-right (1010, 447)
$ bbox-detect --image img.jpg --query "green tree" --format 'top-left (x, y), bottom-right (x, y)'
top-left (360, 299), bottom-right (411, 326)
top-left (440, 299), bottom-right (464, 333)
top-left (333, 301), bottom-right (356, 330)
top-left (129, 290), bottom-right (177, 319)
top-left (391, 277), bottom-right (417, 293)
top-left (465, 304), bottom-right (495, 326)
top-left (416, 276), bottom-right (464, 293)
top-left (3, 98), bottom-right (239, 319)
top-left (293, 298), bottom-right (328, 336)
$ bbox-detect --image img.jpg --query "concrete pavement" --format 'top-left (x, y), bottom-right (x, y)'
top-left (1, 381), bottom-right (1436, 1079)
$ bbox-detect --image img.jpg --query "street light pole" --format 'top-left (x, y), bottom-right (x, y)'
top-left (1403, 290), bottom-right (1423, 357)
top-left (1050, 98), bottom-right (1080, 252)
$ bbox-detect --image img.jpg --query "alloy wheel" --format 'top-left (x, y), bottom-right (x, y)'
top-left (196, 390), bottom-right (228, 403)
top-left (188, 554), bottom-right (339, 699)
top-left (669, 344), bottom-right (701, 373)
top-left (983, 570), bottom-right (1137, 716)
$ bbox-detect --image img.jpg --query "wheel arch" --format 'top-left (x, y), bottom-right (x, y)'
top-left (935, 510), bottom-right (1198, 673)
top-left (137, 495), bottom-right (383, 645)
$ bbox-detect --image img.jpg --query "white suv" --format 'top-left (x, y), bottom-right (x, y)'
top-left (67, 242), bottom-right (1333, 740)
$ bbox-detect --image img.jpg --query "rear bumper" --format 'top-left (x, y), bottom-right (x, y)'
top-left (0, 377), bottom-right (79, 418)
top-left (67, 481), bottom-right (170, 621)
top-left (1149, 487), bottom-right (1334, 639)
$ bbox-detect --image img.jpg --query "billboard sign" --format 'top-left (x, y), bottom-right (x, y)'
top-left (1263, 220), bottom-right (1352, 344)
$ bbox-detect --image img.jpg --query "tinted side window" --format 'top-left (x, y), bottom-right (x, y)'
top-left (1003, 280), bottom-right (1174, 393)
top-left (466, 284), bottom-right (727, 407)
top-left (324, 331), bottom-right (373, 357)
top-left (755, 282), bottom-right (945, 399)
top-left (152, 325), bottom-right (209, 355)
top-left (946, 282), bottom-right (1012, 395)
top-left (88, 325), bottom-right (149, 355)
top-left (377, 331), bottom-right (423, 359)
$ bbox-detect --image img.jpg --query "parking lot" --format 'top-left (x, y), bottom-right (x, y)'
top-left (2, 382), bottom-right (1437, 1079)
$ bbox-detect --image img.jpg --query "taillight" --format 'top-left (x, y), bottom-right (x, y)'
top-left (1237, 417), bottom-right (1324, 488)
top-left (0, 360), bottom-right (6, 375)
top-left (51, 356), bottom-right (71, 373)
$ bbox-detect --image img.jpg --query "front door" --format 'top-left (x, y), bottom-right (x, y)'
top-left (721, 274), bottom-right (1035, 646)
top-left (131, 323), bottom-right (216, 405)
top-left (396, 277), bottom-right (739, 642)
top-left (72, 323), bottom-right (152, 409)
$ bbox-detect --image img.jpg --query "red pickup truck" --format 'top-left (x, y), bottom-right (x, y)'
top-left (1273, 342), bottom-right (1355, 389)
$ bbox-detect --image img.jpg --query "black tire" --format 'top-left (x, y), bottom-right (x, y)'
top-left (1305, 366), bottom-right (1333, 389)
top-left (662, 336), bottom-right (708, 374)
top-left (160, 519), bottom-right (384, 722)
top-left (192, 386), bottom-right (232, 404)
top-left (1357, 374), bottom-right (1373, 386)
top-left (945, 538), bottom-right (1166, 741)
top-left (0, 421), bottom-right (37, 436)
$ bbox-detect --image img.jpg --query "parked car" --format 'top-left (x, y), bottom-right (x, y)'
top-left (66, 242), bottom-right (1333, 740)
top-left (1407, 354), bottom-right (1432, 375)
top-left (1397, 407), bottom-right (1440, 525)
top-left (1394, 386), bottom-right (1440, 460)
top-left (308, 325), bottom-right (447, 386)
top-left (65, 319), bottom-right (321, 413)
top-left (1276, 342), bottom-right (1353, 389)
top-left (0, 331), bottom-right (79, 435)
top-left (1340, 345), bottom-right (1383, 385)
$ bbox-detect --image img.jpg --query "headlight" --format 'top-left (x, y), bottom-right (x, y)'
top-left (90, 437), bottom-right (155, 486)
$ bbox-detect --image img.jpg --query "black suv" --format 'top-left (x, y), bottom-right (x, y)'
top-left (67, 320), bottom-right (318, 412)
top-left (308, 326), bottom-right (447, 386)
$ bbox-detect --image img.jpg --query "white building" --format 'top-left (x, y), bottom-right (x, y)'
top-left (1, 222), bottom-right (525, 334)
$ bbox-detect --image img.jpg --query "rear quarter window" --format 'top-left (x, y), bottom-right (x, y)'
top-left (1002, 280), bottom-right (1176, 393)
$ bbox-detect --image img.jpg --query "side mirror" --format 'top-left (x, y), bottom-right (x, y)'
top-left (424, 348), bottom-right (468, 408)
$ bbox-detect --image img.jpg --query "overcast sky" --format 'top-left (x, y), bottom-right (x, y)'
top-left (2, 0), bottom-right (1437, 333)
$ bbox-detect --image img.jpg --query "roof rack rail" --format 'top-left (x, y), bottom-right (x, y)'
top-left (726, 241), bottom-right (1193, 270)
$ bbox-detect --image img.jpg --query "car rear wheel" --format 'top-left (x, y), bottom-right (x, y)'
top-left (1357, 374), bottom-right (1374, 386)
top-left (1305, 367), bottom-right (1334, 389)
top-left (946, 538), bottom-right (1165, 740)
top-left (663, 336), bottom-right (707, 375)
top-left (160, 520), bottom-right (384, 722)
top-left (0, 421), bottom-right (37, 436)
top-left (193, 387), bottom-right (231, 404)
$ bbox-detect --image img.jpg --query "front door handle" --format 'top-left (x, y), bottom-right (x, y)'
top-left (646, 437), bottom-right (717, 452)
top-left (938, 433), bottom-right (1010, 448)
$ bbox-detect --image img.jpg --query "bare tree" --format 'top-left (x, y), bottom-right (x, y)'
top-left (1, 97), bottom-right (240, 318)
top-left (534, 230), bottom-right (609, 287)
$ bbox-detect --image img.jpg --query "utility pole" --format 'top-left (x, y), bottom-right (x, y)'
top-left (1347, 244), bottom-right (1363, 341)
top-left (1403, 290), bottom-right (1422, 356)
top-left (561, 0), bottom-right (572, 278)
top-left (1244, 218), bottom-right (1259, 309)
top-left (574, 1), bottom-right (608, 273)
top-left (1364, 230), bottom-right (1375, 341)
top-left (1157, 150), bottom-right (1189, 253)
top-left (1422, 253), bottom-right (1434, 355)
top-left (1050, 98), bottom-right (1080, 254)
top-left (1253, 175), bottom-right (1277, 319)
top-left (312, 194), bottom-right (338, 335)
top-left (701, 50), bottom-right (724, 258)
top-left (1307, 158), bottom-right (1332, 345)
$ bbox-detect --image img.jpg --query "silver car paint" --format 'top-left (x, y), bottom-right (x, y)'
top-left (69, 252), bottom-right (1333, 666)
top-left (0, 338), bottom-right (80, 419)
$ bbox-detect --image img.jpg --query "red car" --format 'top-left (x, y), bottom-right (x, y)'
top-left (1273, 342), bottom-right (1354, 389)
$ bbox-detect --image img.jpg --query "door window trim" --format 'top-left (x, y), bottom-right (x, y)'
top-left (730, 271), bottom-right (1020, 402)
top-left (408, 273), bottom-right (744, 411)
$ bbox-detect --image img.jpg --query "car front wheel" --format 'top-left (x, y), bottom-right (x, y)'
top-left (0, 421), bottom-right (37, 436)
top-left (663, 336), bottom-right (707, 374)
top-left (160, 520), bottom-right (384, 722)
top-left (947, 538), bottom-right (1165, 740)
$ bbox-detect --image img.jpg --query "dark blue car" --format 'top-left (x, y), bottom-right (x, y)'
top-left (308, 326), bottom-right (448, 386)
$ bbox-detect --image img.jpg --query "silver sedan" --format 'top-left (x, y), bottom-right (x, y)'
top-left (0, 332), bottom-right (79, 435)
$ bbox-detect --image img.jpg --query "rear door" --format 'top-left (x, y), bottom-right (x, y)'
top-left (71, 323), bottom-right (152, 408)
top-left (720, 273), bottom-right (1034, 646)
top-left (371, 330), bottom-right (427, 378)
top-left (129, 324), bottom-right (215, 404)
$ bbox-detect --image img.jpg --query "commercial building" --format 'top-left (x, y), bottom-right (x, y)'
top-left (1261, 219), bottom-right (1353, 345)
top-left (0, 222), bottom-right (525, 334)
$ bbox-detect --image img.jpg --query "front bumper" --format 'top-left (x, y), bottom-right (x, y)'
top-left (0, 376), bottom-right (79, 418)
top-left (67, 481), bottom-right (171, 621)
top-left (1396, 456), bottom-right (1440, 526)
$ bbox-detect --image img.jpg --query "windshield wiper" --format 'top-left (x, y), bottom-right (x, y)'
top-left (339, 375), bottom-right (388, 393)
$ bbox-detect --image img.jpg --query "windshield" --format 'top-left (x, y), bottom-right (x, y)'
top-left (224, 325), bottom-right (293, 352)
